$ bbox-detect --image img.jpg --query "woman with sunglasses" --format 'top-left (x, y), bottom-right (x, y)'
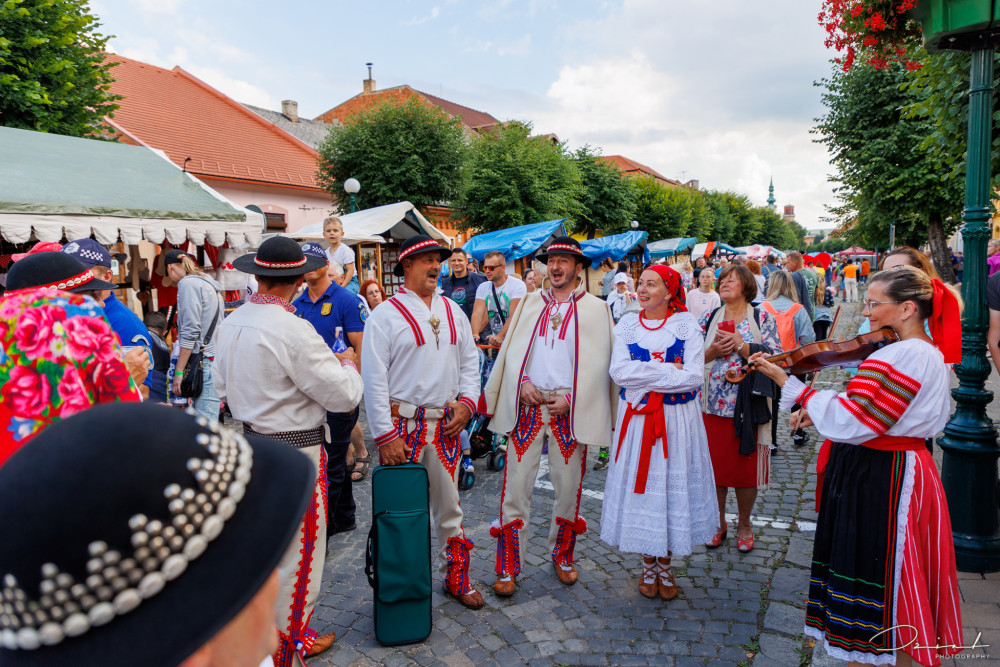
top-left (750, 266), bottom-right (963, 667)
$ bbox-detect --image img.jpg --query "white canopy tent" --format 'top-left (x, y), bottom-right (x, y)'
top-left (290, 201), bottom-right (453, 246)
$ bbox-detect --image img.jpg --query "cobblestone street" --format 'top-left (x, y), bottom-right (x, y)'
top-left (306, 296), bottom-right (1000, 667)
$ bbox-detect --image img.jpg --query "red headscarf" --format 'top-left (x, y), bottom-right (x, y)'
top-left (929, 278), bottom-right (962, 364)
top-left (644, 265), bottom-right (687, 316)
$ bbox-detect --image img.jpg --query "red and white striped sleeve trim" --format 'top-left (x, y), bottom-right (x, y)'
top-left (796, 386), bottom-right (817, 407)
top-left (841, 359), bottom-right (921, 435)
top-left (374, 430), bottom-right (398, 448)
top-left (520, 375), bottom-right (532, 385)
top-left (457, 396), bottom-right (478, 416)
top-left (340, 359), bottom-right (358, 373)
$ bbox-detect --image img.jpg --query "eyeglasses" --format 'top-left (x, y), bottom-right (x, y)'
top-left (862, 299), bottom-right (902, 310)
top-left (483, 264), bottom-right (503, 270)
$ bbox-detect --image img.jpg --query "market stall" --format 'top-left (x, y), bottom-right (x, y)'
top-left (648, 236), bottom-right (698, 260)
top-left (579, 230), bottom-right (649, 293)
top-left (460, 219), bottom-right (567, 276)
top-left (291, 201), bottom-right (453, 294)
top-left (0, 126), bottom-right (263, 310)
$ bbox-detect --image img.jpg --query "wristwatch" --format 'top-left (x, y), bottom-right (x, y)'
top-left (737, 341), bottom-right (745, 354)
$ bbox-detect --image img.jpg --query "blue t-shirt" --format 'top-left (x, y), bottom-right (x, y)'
top-left (293, 282), bottom-right (366, 352)
top-left (103, 293), bottom-right (153, 387)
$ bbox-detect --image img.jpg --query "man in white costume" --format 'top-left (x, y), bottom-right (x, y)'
top-left (215, 236), bottom-right (364, 666)
top-left (361, 235), bottom-right (485, 610)
top-left (483, 237), bottom-right (616, 597)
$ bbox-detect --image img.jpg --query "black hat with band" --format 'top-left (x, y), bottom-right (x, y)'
top-left (535, 236), bottom-right (592, 269)
top-left (232, 236), bottom-right (327, 277)
top-left (5, 252), bottom-right (117, 294)
top-left (0, 403), bottom-right (313, 667)
top-left (393, 234), bottom-right (452, 276)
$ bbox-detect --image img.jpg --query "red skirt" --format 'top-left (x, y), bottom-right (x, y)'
top-left (704, 413), bottom-right (766, 488)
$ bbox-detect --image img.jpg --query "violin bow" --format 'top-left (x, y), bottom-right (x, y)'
top-left (791, 305), bottom-right (843, 435)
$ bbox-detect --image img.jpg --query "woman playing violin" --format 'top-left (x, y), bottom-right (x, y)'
top-left (750, 266), bottom-right (963, 667)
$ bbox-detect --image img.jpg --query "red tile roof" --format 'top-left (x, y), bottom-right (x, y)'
top-left (598, 155), bottom-right (679, 186)
top-left (315, 85), bottom-right (499, 132)
top-left (105, 54), bottom-right (321, 190)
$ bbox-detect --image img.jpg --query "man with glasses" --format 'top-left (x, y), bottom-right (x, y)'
top-left (472, 251), bottom-right (526, 347)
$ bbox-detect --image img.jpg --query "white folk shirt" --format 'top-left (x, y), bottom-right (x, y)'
top-left (361, 287), bottom-right (481, 447)
top-left (523, 299), bottom-right (575, 391)
top-left (214, 302), bottom-right (363, 433)
top-left (780, 338), bottom-right (950, 443)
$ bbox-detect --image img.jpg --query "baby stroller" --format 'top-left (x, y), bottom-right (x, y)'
top-left (458, 346), bottom-right (508, 489)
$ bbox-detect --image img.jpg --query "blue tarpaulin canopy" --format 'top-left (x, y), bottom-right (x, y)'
top-left (579, 231), bottom-right (649, 264)
top-left (460, 219), bottom-right (566, 262)
top-left (715, 242), bottom-right (746, 255)
top-left (647, 237), bottom-right (697, 258)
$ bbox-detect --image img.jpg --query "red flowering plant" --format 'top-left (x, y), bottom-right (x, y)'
top-left (820, 0), bottom-right (924, 70)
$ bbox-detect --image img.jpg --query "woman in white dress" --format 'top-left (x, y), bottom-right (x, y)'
top-left (601, 265), bottom-right (718, 600)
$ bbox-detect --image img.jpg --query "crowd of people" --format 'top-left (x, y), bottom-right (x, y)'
top-left (0, 229), bottom-right (972, 667)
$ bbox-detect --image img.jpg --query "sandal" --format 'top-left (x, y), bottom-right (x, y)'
top-left (350, 456), bottom-right (371, 483)
top-left (657, 560), bottom-right (678, 600)
top-left (706, 528), bottom-right (728, 549)
top-left (736, 531), bottom-right (754, 553)
top-left (638, 558), bottom-right (658, 599)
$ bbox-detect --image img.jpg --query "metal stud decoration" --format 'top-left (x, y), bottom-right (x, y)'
top-left (0, 410), bottom-right (253, 651)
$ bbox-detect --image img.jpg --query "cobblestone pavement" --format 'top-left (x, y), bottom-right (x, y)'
top-left (303, 294), bottom-right (1000, 667)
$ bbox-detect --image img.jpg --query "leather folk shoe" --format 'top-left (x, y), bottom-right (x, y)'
top-left (451, 588), bottom-right (485, 610)
top-left (306, 632), bottom-right (336, 657)
top-left (494, 573), bottom-right (516, 597)
top-left (555, 562), bottom-right (578, 585)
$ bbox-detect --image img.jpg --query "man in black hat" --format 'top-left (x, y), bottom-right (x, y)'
top-left (213, 236), bottom-right (363, 664)
top-left (360, 234), bottom-right (485, 610)
top-left (483, 236), bottom-right (616, 597)
top-left (0, 402), bottom-right (314, 667)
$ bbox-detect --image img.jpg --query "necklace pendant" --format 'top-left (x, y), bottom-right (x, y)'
top-left (551, 311), bottom-right (563, 331)
top-left (429, 314), bottom-right (442, 350)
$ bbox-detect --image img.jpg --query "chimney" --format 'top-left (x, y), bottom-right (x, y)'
top-left (363, 62), bottom-right (376, 95)
top-left (281, 100), bottom-right (299, 123)
top-left (685, 179), bottom-right (699, 190)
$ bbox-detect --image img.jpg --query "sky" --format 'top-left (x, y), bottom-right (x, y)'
top-left (90, 0), bottom-right (841, 232)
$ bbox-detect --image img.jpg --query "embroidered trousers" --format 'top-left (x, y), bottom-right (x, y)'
top-left (392, 407), bottom-right (475, 595)
top-left (496, 397), bottom-right (588, 574)
top-left (273, 443), bottom-right (327, 667)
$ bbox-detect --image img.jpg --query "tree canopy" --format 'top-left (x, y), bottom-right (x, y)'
top-left (813, 60), bottom-right (962, 280)
top-left (0, 0), bottom-right (119, 137)
top-left (571, 146), bottom-right (637, 239)
top-left (316, 96), bottom-right (468, 212)
top-left (454, 121), bottom-right (582, 233)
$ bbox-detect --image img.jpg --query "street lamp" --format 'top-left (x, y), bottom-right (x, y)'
top-left (631, 220), bottom-right (639, 230)
top-left (344, 178), bottom-right (360, 214)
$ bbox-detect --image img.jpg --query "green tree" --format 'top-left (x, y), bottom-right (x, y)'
top-left (572, 146), bottom-right (637, 238)
top-left (0, 0), bottom-right (119, 137)
top-left (316, 96), bottom-right (468, 211)
top-left (813, 61), bottom-right (963, 281)
top-left (454, 121), bottom-right (582, 233)
top-left (631, 176), bottom-right (708, 241)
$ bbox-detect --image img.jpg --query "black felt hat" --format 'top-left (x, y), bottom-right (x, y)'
top-left (5, 252), bottom-right (117, 294)
top-left (0, 403), bottom-right (314, 667)
top-left (535, 236), bottom-right (592, 268)
top-left (232, 236), bottom-right (326, 277)
top-left (393, 234), bottom-right (452, 277)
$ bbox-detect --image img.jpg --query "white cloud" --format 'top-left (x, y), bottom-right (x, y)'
top-left (405, 6), bottom-right (441, 26)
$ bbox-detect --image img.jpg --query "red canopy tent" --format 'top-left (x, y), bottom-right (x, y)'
top-left (839, 246), bottom-right (874, 256)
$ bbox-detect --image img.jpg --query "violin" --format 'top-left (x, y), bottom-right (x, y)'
top-left (724, 327), bottom-right (900, 383)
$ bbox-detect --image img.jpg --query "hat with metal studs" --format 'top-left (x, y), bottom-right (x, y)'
top-left (0, 403), bottom-right (313, 667)
top-left (5, 252), bottom-right (116, 294)
top-left (393, 234), bottom-right (452, 277)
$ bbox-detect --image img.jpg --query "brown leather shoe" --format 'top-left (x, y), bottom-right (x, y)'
top-left (451, 588), bottom-right (485, 610)
top-left (638, 560), bottom-right (658, 599)
top-left (305, 632), bottom-right (336, 657)
top-left (493, 573), bottom-right (516, 597)
top-left (554, 562), bottom-right (578, 585)
top-left (658, 566), bottom-right (678, 601)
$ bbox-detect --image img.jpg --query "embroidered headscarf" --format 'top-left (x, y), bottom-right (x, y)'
top-left (929, 278), bottom-right (962, 364)
top-left (644, 265), bottom-right (687, 315)
top-left (0, 288), bottom-right (141, 468)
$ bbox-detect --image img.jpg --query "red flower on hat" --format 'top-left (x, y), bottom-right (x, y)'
top-left (13, 304), bottom-right (67, 362)
top-left (64, 315), bottom-right (117, 362)
top-left (2, 365), bottom-right (53, 418)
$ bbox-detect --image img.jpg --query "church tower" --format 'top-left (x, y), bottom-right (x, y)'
top-left (766, 177), bottom-right (777, 212)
